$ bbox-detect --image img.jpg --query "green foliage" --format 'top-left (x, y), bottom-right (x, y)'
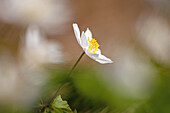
top-left (51, 95), bottom-right (72, 111)
top-left (2, 62), bottom-right (170, 113)
top-left (72, 67), bottom-right (142, 111)
top-left (134, 61), bottom-right (170, 113)
top-left (45, 63), bottom-right (170, 113)
top-left (43, 95), bottom-right (76, 113)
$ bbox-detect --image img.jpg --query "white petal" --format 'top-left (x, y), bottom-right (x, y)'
top-left (73, 23), bottom-right (81, 44)
top-left (85, 49), bottom-right (100, 61)
top-left (85, 49), bottom-right (113, 64)
top-left (85, 28), bottom-right (92, 40)
top-left (95, 48), bottom-right (101, 54)
top-left (96, 54), bottom-right (113, 64)
top-left (80, 31), bottom-right (89, 48)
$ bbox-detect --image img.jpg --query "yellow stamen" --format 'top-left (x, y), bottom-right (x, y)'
top-left (88, 37), bottom-right (100, 53)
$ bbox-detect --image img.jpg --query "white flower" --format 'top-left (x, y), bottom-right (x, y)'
top-left (21, 25), bottom-right (64, 68)
top-left (0, 0), bottom-right (71, 34)
top-left (72, 23), bottom-right (113, 64)
top-left (136, 14), bottom-right (170, 64)
top-left (107, 48), bottom-right (156, 99)
top-left (0, 52), bottom-right (47, 107)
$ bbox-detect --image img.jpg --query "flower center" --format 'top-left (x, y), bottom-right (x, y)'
top-left (88, 37), bottom-right (100, 53)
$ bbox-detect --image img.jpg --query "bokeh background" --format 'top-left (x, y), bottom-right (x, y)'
top-left (0, 0), bottom-right (170, 113)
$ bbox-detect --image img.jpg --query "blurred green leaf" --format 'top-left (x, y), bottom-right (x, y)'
top-left (72, 67), bottom-right (141, 109)
top-left (135, 61), bottom-right (170, 113)
top-left (51, 95), bottom-right (71, 110)
top-left (43, 95), bottom-right (75, 113)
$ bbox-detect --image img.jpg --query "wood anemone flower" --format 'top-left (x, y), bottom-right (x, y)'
top-left (73, 23), bottom-right (113, 64)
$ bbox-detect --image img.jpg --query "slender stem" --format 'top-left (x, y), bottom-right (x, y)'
top-left (68, 51), bottom-right (85, 76)
top-left (41, 51), bottom-right (85, 112)
top-left (41, 83), bottom-right (69, 113)
top-left (49, 84), bottom-right (65, 105)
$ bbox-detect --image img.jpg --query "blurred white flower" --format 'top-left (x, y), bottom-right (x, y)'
top-left (21, 25), bottom-right (64, 68)
top-left (73, 23), bottom-right (113, 64)
top-left (0, 0), bottom-right (71, 34)
top-left (106, 48), bottom-right (156, 99)
top-left (0, 52), bottom-right (47, 108)
top-left (136, 14), bottom-right (170, 64)
top-left (0, 55), bottom-right (18, 99)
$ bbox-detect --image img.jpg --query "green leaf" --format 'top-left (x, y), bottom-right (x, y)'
top-left (50, 95), bottom-right (74, 113)
top-left (52, 95), bottom-right (71, 110)
top-left (44, 108), bottom-right (56, 113)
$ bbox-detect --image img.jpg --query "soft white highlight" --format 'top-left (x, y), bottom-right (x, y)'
top-left (108, 48), bottom-right (156, 99)
top-left (21, 25), bottom-right (64, 68)
top-left (136, 14), bottom-right (170, 65)
top-left (0, 0), bottom-right (71, 34)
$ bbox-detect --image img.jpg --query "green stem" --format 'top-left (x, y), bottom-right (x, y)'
top-left (41, 51), bottom-right (85, 112)
top-left (68, 51), bottom-right (85, 76)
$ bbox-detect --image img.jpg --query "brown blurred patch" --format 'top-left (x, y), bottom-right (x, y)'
top-left (53, 0), bottom-right (148, 64)
top-left (0, 0), bottom-right (149, 64)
